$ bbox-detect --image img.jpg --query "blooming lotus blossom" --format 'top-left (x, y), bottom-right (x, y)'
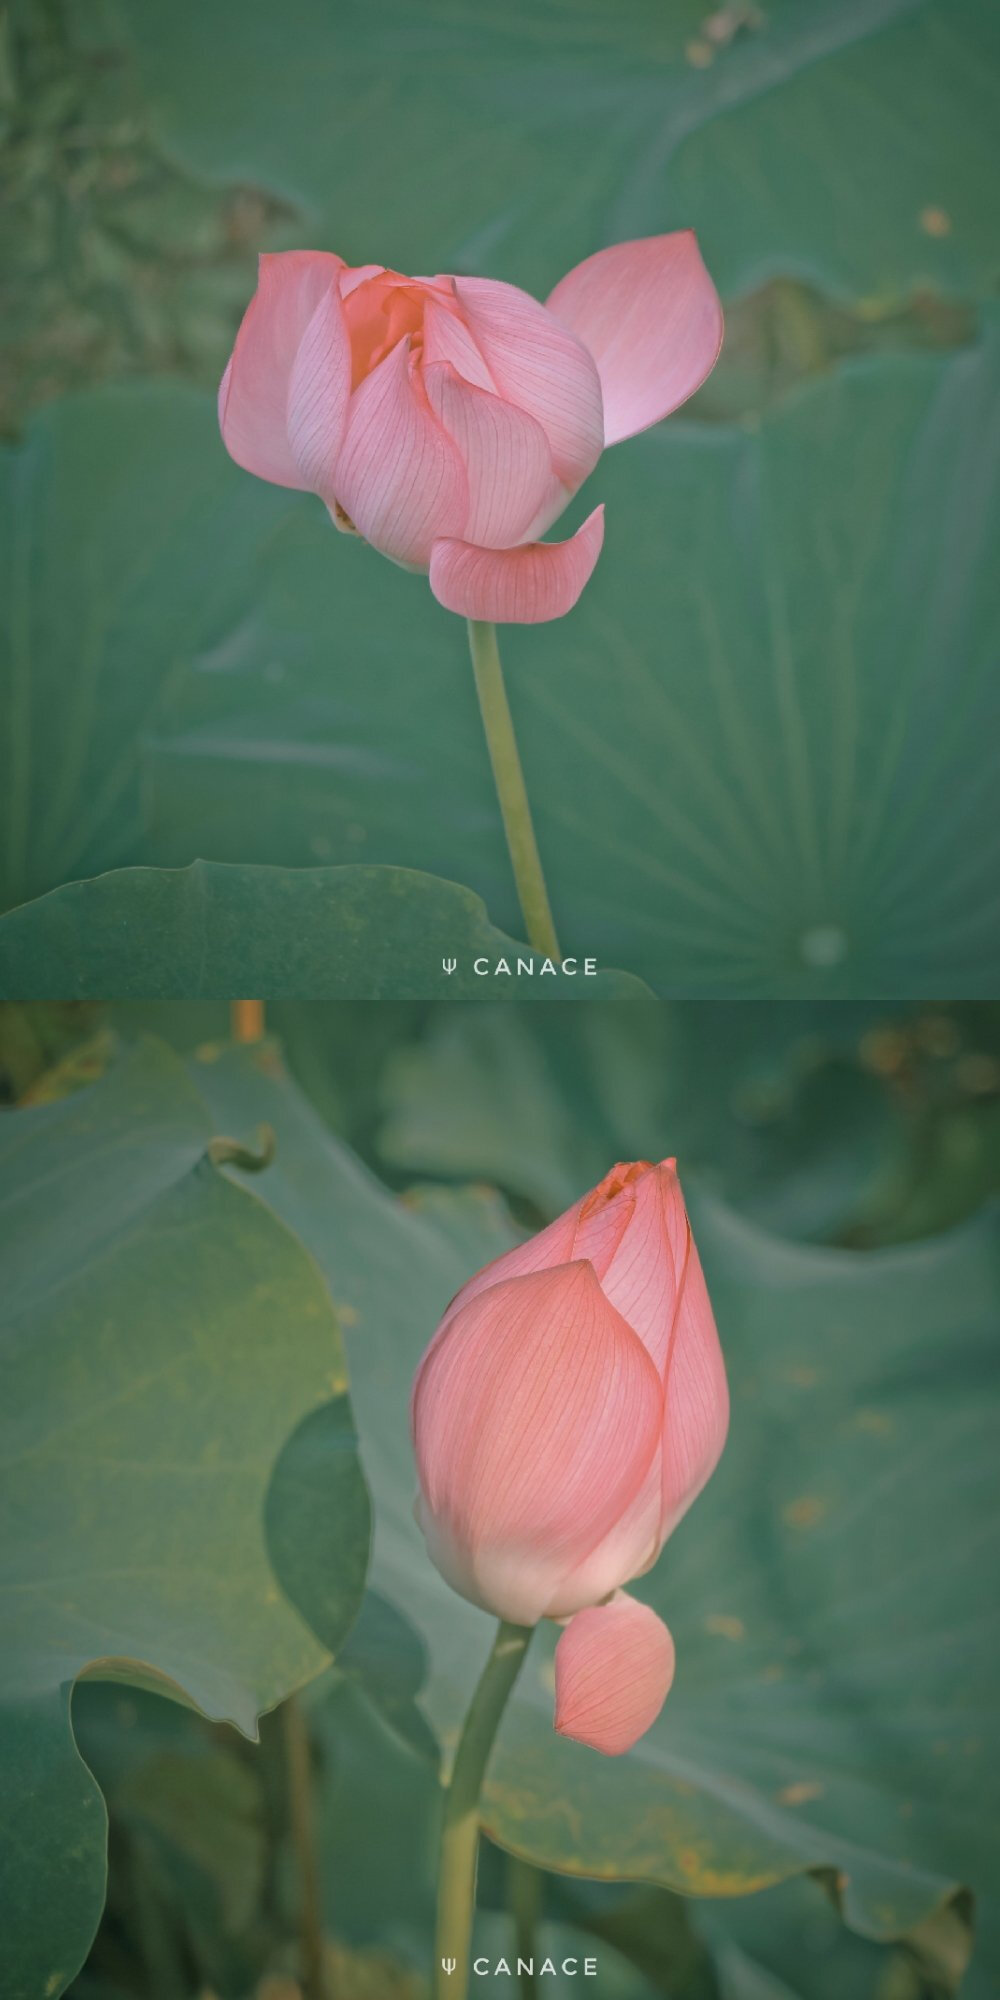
top-left (219, 238), bottom-right (722, 623)
top-left (411, 1160), bottom-right (728, 1754)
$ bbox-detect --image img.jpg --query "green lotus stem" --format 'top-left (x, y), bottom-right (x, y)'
top-left (282, 1694), bottom-right (328, 2000)
top-left (434, 1620), bottom-right (533, 2000)
top-left (508, 1854), bottom-right (542, 1999)
top-left (466, 620), bottom-right (561, 959)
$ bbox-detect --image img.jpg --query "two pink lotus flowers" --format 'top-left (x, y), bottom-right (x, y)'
top-left (219, 235), bottom-right (722, 622)
top-left (411, 1160), bottom-right (729, 1756)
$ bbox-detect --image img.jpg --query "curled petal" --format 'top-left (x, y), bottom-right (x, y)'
top-left (334, 338), bottom-right (468, 566)
top-left (422, 298), bottom-right (497, 392)
top-left (286, 285), bottom-right (353, 496)
top-left (339, 263), bottom-right (385, 296)
top-left (660, 1223), bottom-right (729, 1539)
top-left (555, 1595), bottom-right (675, 1755)
top-left (546, 232), bottom-right (723, 446)
top-left (597, 1162), bottom-right (688, 1377)
top-left (219, 251), bottom-right (346, 487)
top-left (424, 364), bottom-right (554, 549)
top-left (429, 504), bottom-right (604, 624)
top-left (411, 1262), bottom-right (663, 1625)
top-left (454, 276), bottom-right (604, 488)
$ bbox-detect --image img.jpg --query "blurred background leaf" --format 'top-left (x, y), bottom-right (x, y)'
top-left (373, 1001), bottom-right (1000, 1247)
top-left (0, 1036), bottom-right (370, 1998)
top-left (111, 0), bottom-right (1000, 309)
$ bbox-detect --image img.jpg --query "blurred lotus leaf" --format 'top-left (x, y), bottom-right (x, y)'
top-left (0, 1037), bottom-right (371, 1999)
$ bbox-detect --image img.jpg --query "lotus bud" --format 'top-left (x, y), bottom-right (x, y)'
top-left (411, 1160), bottom-right (728, 1752)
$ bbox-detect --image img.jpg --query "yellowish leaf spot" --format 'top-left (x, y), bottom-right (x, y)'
top-left (783, 1495), bottom-right (827, 1529)
top-left (920, 206), bottom-right (952, 237)
top-left (860, 1027), bottom-right (908, 1075)
top-left (705, 1614), bottom-right (746, 1641)
top-left (777, 1780), bottom-right (824, 1806)
top-left (957, 1053), bottom-right (1000, 1094)
top-left (784, 1364), bottom-right (820, 1388)
top-left (686, 39), bottom-right (714, 66)
top-left (856, 1408), bottom-right (893, 1436)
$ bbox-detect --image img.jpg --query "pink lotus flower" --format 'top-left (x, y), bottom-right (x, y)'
top-left (219, 238), bottom-right (722, 623)
top-left (411, 1160), bottom-right (728, 1754)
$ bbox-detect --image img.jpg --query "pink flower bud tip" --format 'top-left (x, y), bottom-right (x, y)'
top-left (219, 239), bottom-right (722, 621)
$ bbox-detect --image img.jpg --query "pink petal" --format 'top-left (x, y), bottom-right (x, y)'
top-left (219, 251), bottom-right (346, 488)
top-left (285, 285), bottom-right (353, 497)
top-left (424, 363), bottom-right (554, 549)
top-left (543, 1455), bottom-right (663, 1619)
top-left (411, 1262), bottom-right (663, 1626)
top-left (339, 263), bottom-right (385, 297)
top-left (546, 232), bottom-right (723, 446)
top-left (555, 1595), bottom-right (675, 1755)
top-left (570, 1161), bottom-right (661, 1288)
top-left (454, 277), bottom-right (604, 488)
top-left (597, 1162), bottom-right (688, 1376)
top-left (436, 1160), bottom-right (657, 1332)
top-left (422, 298), bottom-right (496, 392)
top-left (334, 338), bottom-right (468, 567)
top-left (659, 1221), bottom-right (729, 1540)
top-left (429, 504), bottom-right (604, 624)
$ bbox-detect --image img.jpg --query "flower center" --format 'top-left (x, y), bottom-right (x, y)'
top-left (343, 270), bottom-right (452, 389)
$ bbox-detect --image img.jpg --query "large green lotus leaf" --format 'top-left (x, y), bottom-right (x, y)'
top-left (0, 1037), bottom-right (371, 2000)
top-left (0, 380), bottom-right (521, 922)
top-left (6, 335), bottom-right (1000, 996)
top-left (193, 1041), bottom-right (997, 1988)
top-left (0, 387), bottom-right (282, 915)
top-left (0, 863), bottom-right (646, 1000)
top-left (112, 0), bottom-right (1000, 307)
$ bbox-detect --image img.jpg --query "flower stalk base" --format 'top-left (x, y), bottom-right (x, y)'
top-left (434, 1620), bottom-right (533, 2000)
